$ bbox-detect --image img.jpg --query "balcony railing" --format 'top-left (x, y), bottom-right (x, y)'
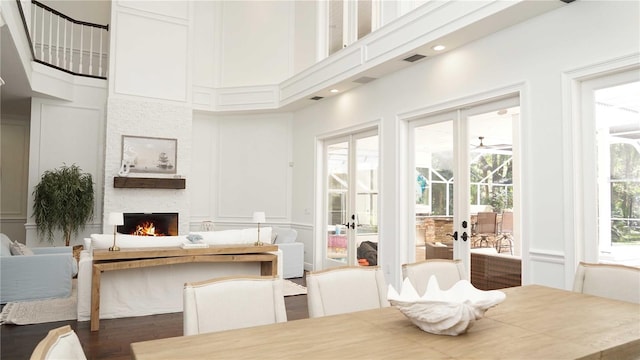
top-left (17, 0), bottom-right (109, 79)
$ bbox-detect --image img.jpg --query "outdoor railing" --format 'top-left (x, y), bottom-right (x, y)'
top-left (17, 0), bottom-right (109, 79)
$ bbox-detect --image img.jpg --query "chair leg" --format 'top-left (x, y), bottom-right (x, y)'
top-left (497, 235), bottom-right (514, 255)
top-left (479, 236), bottom-right (488, 248)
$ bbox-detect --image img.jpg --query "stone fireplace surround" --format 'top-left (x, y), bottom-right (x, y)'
top-left (102, 98), bottom-right (192, 235)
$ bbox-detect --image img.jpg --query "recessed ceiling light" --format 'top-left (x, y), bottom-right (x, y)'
top-left (432, 45), bottom-right (446, 51)
top-left (330, 89), bottom-right (339, 93)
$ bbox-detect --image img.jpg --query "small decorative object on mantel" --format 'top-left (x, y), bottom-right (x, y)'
top-left (118, 159), bottom-right (131, 177)
top-left (387, 276), bottom-right (505, 336)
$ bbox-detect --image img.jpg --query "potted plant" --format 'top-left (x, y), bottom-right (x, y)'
top-left (32, 164), bottom-right (95, 246)
top-left (489, 188), bottom-right (511, 213)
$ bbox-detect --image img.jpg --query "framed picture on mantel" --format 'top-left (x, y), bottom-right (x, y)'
top-left (122, 135), bottom-right (177, 175)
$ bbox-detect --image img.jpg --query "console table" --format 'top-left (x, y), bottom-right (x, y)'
top-left (91, 245), bottom-right (278, 331)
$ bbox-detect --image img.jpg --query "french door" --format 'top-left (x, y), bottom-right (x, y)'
top-left (323, 129), bottom-right (379, 268)
top-left (410, 96), bottom-right (520, 283)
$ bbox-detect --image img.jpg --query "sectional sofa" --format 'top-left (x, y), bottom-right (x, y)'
top-left (77, 228), bottom-right (286, 321)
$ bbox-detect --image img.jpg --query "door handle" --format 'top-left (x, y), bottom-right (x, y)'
top-left (446, 231), bottom-right (458, 241)
top-left (342, 222), bottom-right (355, 229)
top-left (461, 232), bottom-right (468, 242)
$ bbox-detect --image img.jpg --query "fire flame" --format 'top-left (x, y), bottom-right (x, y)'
top-left (132, 221), bottom-right (164, 236)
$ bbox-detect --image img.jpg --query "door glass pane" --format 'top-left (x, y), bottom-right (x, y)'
top-left (328, 0), bottom-right (344, 55)
top-left (468, 105), bottom-right (520, 290)
top-left (327, 141), bottom-right (349, 263)
top-left (594, 81), bottom-right (640, 261)
top-left (468, 107), bottom-right (515, 252)
top-left (355, 135), bottom-right (378, 266)
top-left (415, 121), bottom-right (455, 262)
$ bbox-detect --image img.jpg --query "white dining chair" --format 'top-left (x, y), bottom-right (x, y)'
top-left (402, 259), bottom-right (466, 295)
top-left (573, 262), bottom-right (640, 304)
top-left (30, 325), bottom-right (86, 360)
top-left (306, 266), bottom-right (389, 318)
top-left (183, 275), bottom-right (287, 336)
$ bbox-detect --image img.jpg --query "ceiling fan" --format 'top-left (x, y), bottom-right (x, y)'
top-left (472, 136), bottom-right (512, 151)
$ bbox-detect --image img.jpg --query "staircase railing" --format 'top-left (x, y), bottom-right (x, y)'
top-left (17, 0), bottom-right (109, 79)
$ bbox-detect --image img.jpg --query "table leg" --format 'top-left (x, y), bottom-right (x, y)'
top-left (91, 264), bottom-right (101, 331)
top-left (260, 256), bottom-right (277, 276)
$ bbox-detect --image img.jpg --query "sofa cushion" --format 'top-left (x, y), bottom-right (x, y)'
top-left (89, 234), bottom-right (186, 250)
top-left (190, 227), bottom-right (272, 245)
top-left (273, 228), bottom-right (297, 244)
top-left (0, 233), bottom-right (12, 256)
top-left (10, 241), bottom-right (34, 256)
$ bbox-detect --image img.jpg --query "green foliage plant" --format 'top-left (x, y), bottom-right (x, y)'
top-left (32, 164), bottom-right (95, 246)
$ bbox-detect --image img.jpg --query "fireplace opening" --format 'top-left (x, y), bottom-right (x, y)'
top-left (118, 213), bottom-right (178, 236)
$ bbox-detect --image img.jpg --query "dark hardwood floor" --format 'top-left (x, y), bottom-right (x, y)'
top-left (1, 276), bottom-right (308, 359)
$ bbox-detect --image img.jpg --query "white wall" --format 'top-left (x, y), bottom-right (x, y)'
top-left (219, 1), bottom-right (292, 87)
top-left (0, 115), bottom-right (30, 242)
top-left (39, 0), bottom-right (111, 26)
top-left (291, 0), bottom-right (640, 289)
top-left (109, 1), bottom-right (190, 102)
top-left (190, 112), bottom-right (292, 230)
top-left (293, 1), bottom-right (317, 74)
top-left (26, 85), bottom-right (107, 247)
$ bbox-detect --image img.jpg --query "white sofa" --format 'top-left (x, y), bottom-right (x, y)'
top-left (272, 227), bottom-right (304, 279)
top-left (192, 227), bottom-right (304, 278)
top-left (77, 228), bottom-right (282, 321)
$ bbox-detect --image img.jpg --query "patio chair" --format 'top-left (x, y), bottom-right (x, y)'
top-left (306, 266), bottom-right (389, 318)
top-left (573, 262), bottom-right (640, 303)
top-left (472, 212), bottom-right (497, 248)
top-left (402, 259), bottom-right (466, 295)
top-left (496, 211), bottom-right (514, 254)
top-left (183, 275), bottom-right (287, 335)
top-left (30, 325), bottom-right (86, 360)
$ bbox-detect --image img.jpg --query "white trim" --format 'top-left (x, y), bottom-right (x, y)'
top-left (529, 248), bottom-right (565, 265)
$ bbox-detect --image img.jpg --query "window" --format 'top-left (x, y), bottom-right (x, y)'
top-left (325, 0), bottom-right (377, 56)
top-left (579, 70), bottom-right (640, 265)
top-left (595, 81), bottom-right (640, 259)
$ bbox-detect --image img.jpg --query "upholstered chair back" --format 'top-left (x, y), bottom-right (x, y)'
top-left (402, 259), bottom-right (466, 295)
top-left (306, 266), bottom-right (389, 318)
top-left (30, 325), bottom-right (86, 360)
top-left (573, 262), bottom-right (640, 304)
top-left (183, 276), bottom-right (287, 336)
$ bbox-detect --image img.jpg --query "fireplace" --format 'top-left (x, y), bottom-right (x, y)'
top-left (118, 213), bottom-right (179, 236)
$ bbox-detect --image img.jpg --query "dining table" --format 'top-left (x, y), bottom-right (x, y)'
top-left (130, 284), bottom-right (640, 359)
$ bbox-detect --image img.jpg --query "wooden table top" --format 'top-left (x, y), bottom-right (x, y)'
top-left (130, 285), bottom-right (640, 359)
top-left (93, 244), bottom-right (278, 260)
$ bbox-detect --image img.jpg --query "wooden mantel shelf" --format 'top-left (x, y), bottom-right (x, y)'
top-left (113, 177), bottom-right (186, 189)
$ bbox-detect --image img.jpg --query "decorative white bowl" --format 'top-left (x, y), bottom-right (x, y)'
top-left (387, 276), bottom-right (506, 336)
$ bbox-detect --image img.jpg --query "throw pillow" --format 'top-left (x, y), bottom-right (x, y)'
top-left (0, 233), bottom-right (12, 256)
top-left (10, 241), bottom-right (34, 255)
